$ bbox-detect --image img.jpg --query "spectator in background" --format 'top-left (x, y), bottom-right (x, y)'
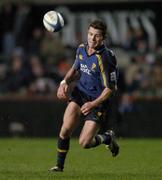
top-left (124, 56), bottom-right (141, 93)
top-left (5, 49), bottom-right (30, 94)
top-left (40, 31), bottom-right (66, 65)
top-left (28, 27), bottom-right (43, 55)
top-left (14, 2), bottom-right (31, 49)
top-left (27, 55), bottom-right (56, 95)
top-left (56, 57), bottom-right (72, 78)
top-left (134, 27), bottom-right (148, 53)
top-left (150, 58), bottom-right (162, 96)
top-left (122, 28), bottom-right (136, 51)
top-left (0, 2), bottom-right (15, 57)
top-left (122, 27), bottom-right (148, 54)
top-left (0, 62), bottom-right (8, 94)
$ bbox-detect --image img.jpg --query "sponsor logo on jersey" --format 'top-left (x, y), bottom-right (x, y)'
top-left (110, 71), bottom-right (116, 81)
top-left (80, 63), bottom-right (91, 75)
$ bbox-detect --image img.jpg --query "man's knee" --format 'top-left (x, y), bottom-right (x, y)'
top-left (59, 126), bottom-right (72, 139)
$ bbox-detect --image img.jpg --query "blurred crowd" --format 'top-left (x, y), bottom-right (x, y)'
top-left (0, 2), bottom-right (73, 97)
top-left (0, 2), bottom-right (162, 102)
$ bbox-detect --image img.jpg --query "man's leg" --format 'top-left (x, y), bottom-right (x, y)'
top-left (49, 102), bottom-right (81, 172)
top-left (104, 130), bottom-right (119, 157)
top-left (79, 120), bottom-right (101, 148)
top-left (79, 120), bottom-right (119, 156)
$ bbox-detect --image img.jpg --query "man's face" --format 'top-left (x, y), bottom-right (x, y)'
top-left (87, 26), bottom-right (104, 49)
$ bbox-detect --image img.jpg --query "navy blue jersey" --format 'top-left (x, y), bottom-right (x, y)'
top-left (73, 43), bottom-right (118, 98)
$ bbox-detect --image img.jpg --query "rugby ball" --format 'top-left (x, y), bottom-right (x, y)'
top-left (43, 10), bottom-right (64, 32)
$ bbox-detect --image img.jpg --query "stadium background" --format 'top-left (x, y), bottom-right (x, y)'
top-left (0, 0), bottom-right (162, 138)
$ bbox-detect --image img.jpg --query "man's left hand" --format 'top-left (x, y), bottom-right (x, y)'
top-left (81, 102), bottom-right (96, 115)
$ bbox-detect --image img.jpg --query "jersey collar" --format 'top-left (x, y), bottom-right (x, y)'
top-left (85, 43), bottom-right (105, 55)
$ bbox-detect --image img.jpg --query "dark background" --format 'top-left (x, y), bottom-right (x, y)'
top-left (0, 0), bottom-right (162, 137)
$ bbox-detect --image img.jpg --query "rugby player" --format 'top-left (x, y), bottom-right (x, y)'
top-left (49, 19), bottom-right (119, 172)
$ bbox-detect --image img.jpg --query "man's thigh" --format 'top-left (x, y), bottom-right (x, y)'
top-left (79, 120), bottom-right (100, 143)
top-left (61, 101), bottom-right (81, 134)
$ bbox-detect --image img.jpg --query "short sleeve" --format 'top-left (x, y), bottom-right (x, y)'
top-left (97, 50), bottom-right (118, 90)
top-left (72, 47), bottom-right (80, 70)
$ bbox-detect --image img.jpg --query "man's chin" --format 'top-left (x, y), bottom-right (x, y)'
top-left (88, 44), bottom-right (96, 49)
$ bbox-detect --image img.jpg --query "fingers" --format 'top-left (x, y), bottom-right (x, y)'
top-left (81, 110), bottom-right (89, 115)
top-left (57, 93), bottom-right (68, 100)
top-left (81, 103), bottom-right (90, 115)
top-left (57, 90), bottom-right (68, 100)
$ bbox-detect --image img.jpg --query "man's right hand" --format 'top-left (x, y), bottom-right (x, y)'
top-left (57, 80), bottom-right (69, 100)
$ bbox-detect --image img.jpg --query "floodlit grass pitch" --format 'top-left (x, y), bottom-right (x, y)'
top-left (0, 138), bottom-right (162, 180)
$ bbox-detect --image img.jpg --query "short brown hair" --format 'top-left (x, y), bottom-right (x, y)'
top-left (89, 20), bottom-right (107, 39)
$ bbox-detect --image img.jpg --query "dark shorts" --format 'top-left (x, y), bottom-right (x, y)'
top-left (69, 87), bottom-right (110, 125)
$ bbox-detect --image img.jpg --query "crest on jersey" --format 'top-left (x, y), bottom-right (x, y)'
top-left (79, 54), bottom-right (83, 60)
top-left (91, 63), bottom-right (96, 71)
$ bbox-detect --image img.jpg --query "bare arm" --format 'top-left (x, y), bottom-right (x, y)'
top-left (92, 87), bottom-right (112, 106)
top-left (81, 87), bottom-right (113, 115)
top-left (57, 67), bottom-right (78, 100)
top-left (63, 67), bottom-right (78, 85)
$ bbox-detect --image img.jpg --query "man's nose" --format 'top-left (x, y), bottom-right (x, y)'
top-left (92, 36), bottom-right (95, 41)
